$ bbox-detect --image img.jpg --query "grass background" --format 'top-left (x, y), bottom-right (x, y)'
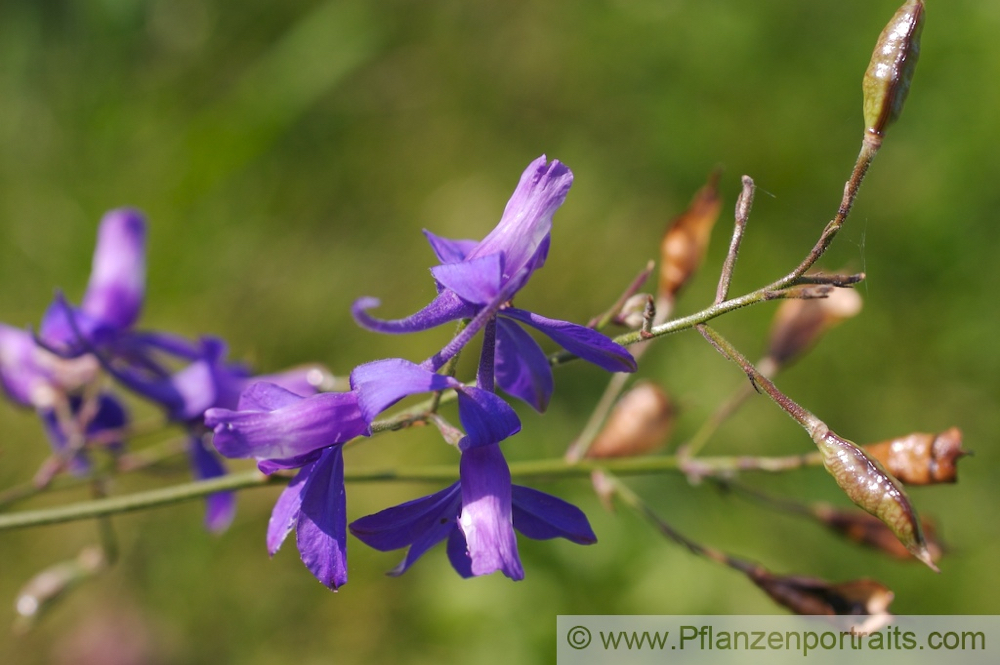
top-left (1, 1), bottom-right (998, 663)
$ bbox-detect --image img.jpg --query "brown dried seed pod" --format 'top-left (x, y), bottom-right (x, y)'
top-left (658, 171), bottom-right (721, 301)
top-left (815, 429), bottom-right (937, 571)
top-left (864, 427), bottom-right (966, 485)
top-left (744, 565), bottom-right (894, 616)
top-left (813, 504), bottom-right (943, 563)
top-left (765, 287), bottom-right (863, 368)
top-left (863, 0), bottom-right (925, 142)
top-left (586, 381), bottom-right (674, 458)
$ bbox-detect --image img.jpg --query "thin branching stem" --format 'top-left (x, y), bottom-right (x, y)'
top-left (0, 450), bottom-right (825, 532)
top-left (715, 175), bottom-right (755, 304)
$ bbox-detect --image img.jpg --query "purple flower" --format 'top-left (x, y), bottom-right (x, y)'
top-left (350, 444), bottom-right (596, 579)
top-left (0, 323), bottom-right (98, 409)
top-left (39, 209), bottom-right (146, 357)
top-left (204, 358), bottom-right (522, 589)
top-left (353, 156), bottom-right (636, 412)
top-left (40, 392), bottom-right (129, 477)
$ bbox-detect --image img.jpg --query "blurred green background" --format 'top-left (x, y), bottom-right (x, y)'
top-left (1, 0), bottom-right (998, 662)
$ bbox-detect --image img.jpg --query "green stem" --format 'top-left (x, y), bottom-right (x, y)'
top-left (0, 451), bottom-right (824, 532)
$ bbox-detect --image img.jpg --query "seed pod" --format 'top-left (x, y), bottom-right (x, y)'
top-left (658, 171), bottom-right (721, 302)
top-left (863, 0), bottom-right (925, 142)
top-left (814, 429), bottom-right (937, 571)
top-left (586, 381), bottom-right (674, 458)
top-left (864, 427), bottom-right (966, 485)
top-left (765, 287), bottom-right (863, 368)
top-left (812, 503), bottom-right (943, 563)
top-left (743, 564), bottom-right (894, 616)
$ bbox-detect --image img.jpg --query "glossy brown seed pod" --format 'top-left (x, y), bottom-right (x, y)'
top-left (813, 503), bottom-right (943, 563)
top-left (744, 565), bottom-right (894, 616)
top-left (765, 287), bottom-right (863, 368)
top-left (586, 381), bottom-right (674, 459)
top-left (658, 171), bottom-right (721, 300)
top-left (814, 429), bottom-right (937, 571)
top-left (864, 427), bottom-right (966, 485)
top-left (863, 0), bottom-right (925, 142)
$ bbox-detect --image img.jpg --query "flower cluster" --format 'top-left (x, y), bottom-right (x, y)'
top-left (205, 155), bottom-right (636, 589)
top-left (0, 209), bottom-right (325, 532)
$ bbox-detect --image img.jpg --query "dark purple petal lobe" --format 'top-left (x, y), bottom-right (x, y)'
top-left (455, 387), bottom-right (521, 448)
top-left (501, 308), bottom-right (637, 373)
top-left (511, 485), bottom-right (597, 544)
top-left (423, 230), bottom-right (477, 264)
top-left (494, 317), bottom-right (553, 412)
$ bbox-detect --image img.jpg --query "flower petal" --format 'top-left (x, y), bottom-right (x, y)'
top-left (81, 209), bottom-right (147, 331)
top-left (0, 324), bottom-right (49, 407)
top-left (351, 358), bottom-right (459, 422)
top-left (465, 156), bottom-right (571, 287)
top-left (511, 485), bottom-right (597, 544)
top-left (350, 482), bottom-right (462, 552)
top-left (458, 445), bottom-right (523, 580)
top-left (455, 387), bottom-right (521, 448)
top-left (446, 527), bottom-right (474, 578)
top-left (205, 389), bottom-right (368, 460)
top-left (267, 464), bottom-right (310, 556)
top-left (423, 229), bottom-right (477, 264)
top-left (501, 307), bottom-right (637, 373)
top-left (429, 253), bottom-right (504, 305)
top-left (189, 436), bottom-right (236, 533)
top-left (237, 381), bottom-right (307, 412)
top-left (257, 451), bottom-right (323, 474)
top-left (296, 447), bottom-right (348, 590)
top-left (494, 317), bottom-right (553, 412)
top-left (352, 290), bottom-right (475, 334)
top-left (350, 483), bottom-right (463, 577)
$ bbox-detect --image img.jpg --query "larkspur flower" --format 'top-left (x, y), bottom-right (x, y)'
top-left (14, 208), bottom-right (325, 532)
top-left (353, 156), bottom-right (636, 412)
top-left (204, 358), bottom-right (522, 589)
top-left (350, 443), bottom-right (597, 579)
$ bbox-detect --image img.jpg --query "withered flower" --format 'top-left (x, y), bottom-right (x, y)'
top-left (864, 427), bottom-right (966, 485)
top-left (586, 381), bottom-right (674, 459)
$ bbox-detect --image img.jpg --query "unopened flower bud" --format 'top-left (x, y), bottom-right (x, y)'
top-left (812, 503), bottom-right (943, 563)
top-left (814, 429), bottom-right (937, 571)
top-left (586, 381), bottom-right (674, 458)
top-left (658, 171), bottom-right (721, 301)
top-left (743, 564), bottom-right (894, 616)
top-left (863, 0), bottom-right (925, 143)
top-left (766, 287), bottom-right (863, 368)
top-left (864, 427), bottom-right (966, 485)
